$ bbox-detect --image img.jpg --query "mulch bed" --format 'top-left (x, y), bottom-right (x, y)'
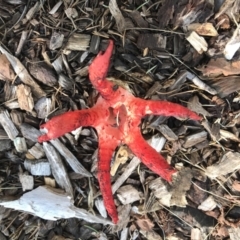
top-left (0, 0), bottom-right (240, 239)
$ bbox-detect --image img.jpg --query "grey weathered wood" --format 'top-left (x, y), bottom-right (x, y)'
top-left (50, 139), bottom-right (92, 177)
top-left (28, 143), bottom-right (45, 159)
top-left (157, 125), bottom-right (178, 141)
top-left (183, 131), bottom-right (208, 148)
top-left (0, 186), bottom-right (112, 225)
top-left (0, 110), bottom-right (19, 140)
top-left (13, 137), bottom-right (27, 153)
top-left (24, 159), bottom-right (51, 176)
top-left (20, 123), bottom-right (41, 142)
top-left (43, 142), bottom-right (74, 198)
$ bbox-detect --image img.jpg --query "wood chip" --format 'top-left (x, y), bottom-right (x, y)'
top-left (205, 152), bottom-right (240, 179)
top-left (24, 159), bottom-right (51, 176)
top-left (148, 178), bottom-right (172, 207)
top-left (19, 172), bottom-right (34, 191)
top-left (183, 131), bottom-right (208, 148)
top-left (109, 0), bottom-right (126, 33)
top-left (43, 142), bottom-right (74, 198)
top-left (198, 196), bottom-right (217, 211)
top-left (187, 23), bottom-right (218, 37)
top-left (117, 185), bottom-right (141, 204)
top-left (20, 123), bottom-right (41, 142)
top-left (157, 125), bottom-right (178, 141)
top-left (28, 62), bottom-right (57, 87)
top-left (220, 129), bottom-right (240, 142)
top-left (28, 143), bottom-right (45, 159)
top-left (50, 139), bottom-right (92, 177)
top-left (186, 31), bottom-right (208, 54)
top-left (0, 109), bottom-right (19, 140)
top-left (0, 54), bottom-right (15, 81)
top-left (34, 97), bottom-right (53, 119)
top-left (171, 168), bottom-right (193, 207)
top-left (229, 227), bottom-right (240, 240)
top-left (16, 84), bottom-right (34, 112)
top-left (111, 145), bottom-right (129, 176)
top-left (0, 186), bottom-right (112, 225)
top-left (65, 34), bottom-right (90, 51)
top-left (0, 46), bottom-right (45, 99)
top-left (224, 26), bottom-right (240, 60)
top-left (50, 32), bottom-right (64, 50)
top-left (95, 198), bottom-right (107, 219)
top-left (137, 34), bottom-right (166, 49)
top-left (140, 230), bottom-right (163, 240)
top-left (13, 137), bottom-right (27, 153)
top-left (187, 95), bottom-right (212, 117)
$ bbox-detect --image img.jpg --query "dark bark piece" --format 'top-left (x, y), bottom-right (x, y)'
top-left (29, 62), bottom-right (57, 87)
top-left (128, 11), bottom-right (148, 28)
top-left (89, 35), bottom-right (100, 54)
top-left (137, 34), bottom-right (166, 50)
top-left (208, 76), bottom-right (240, 98)
top-left (157, 0), bottom-right (177, 28)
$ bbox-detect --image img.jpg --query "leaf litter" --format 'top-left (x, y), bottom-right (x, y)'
top-left (1, 0), bottom-right (240, 239)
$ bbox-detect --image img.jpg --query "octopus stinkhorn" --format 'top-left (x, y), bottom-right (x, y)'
top-left (38, 40), bottom-right (200, 223)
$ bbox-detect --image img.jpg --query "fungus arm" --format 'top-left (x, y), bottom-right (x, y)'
top-left (88, 40), bottom-right (117, 100)
top-left (38, 109), bottom-right (100, 142)
top-left (134, 99), bottom-right (201, 121)
top-left (127, 130), bottom-right (176, 182)
top-left (97, 135), bottom-right (119, 223)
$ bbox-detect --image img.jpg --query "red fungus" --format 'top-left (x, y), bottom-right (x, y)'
top-left (38, 40), bottom-right (201, 224)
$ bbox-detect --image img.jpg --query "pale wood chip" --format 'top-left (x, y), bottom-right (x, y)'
top-left (186, 31), bottom-right (208, 54)
top-left (28, 143), bottom-right (45, 159)
top-left (117, 185), bottom-right (141, 204)
top-left (16, 84), bottom-right (34, 112)
top-left (65, 34), bottom-right (90, 51)
top-left (20, 123), bottom-right (41, 142)
top-left (198, 196), bottom-right (217, 211)
top-left (140, 230), bottom-right (163, 240)
top-left (13, 137), bottom-right (27, 153)
top-left (0, 110), bottom-right (19, 140)
top-left (187, 23), bottom-right (218, 36)
top-left (148, 178), bottom-right (172, 207)
top-left (205, 152), bottom-right (240, 179)
top-left (109, 0), bottom-right (126, 33)
top-left (19, 172), bottom-right (34, 191)
top-left (24, 159), bottom-right (51, 176)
